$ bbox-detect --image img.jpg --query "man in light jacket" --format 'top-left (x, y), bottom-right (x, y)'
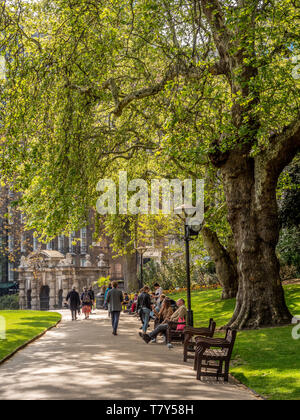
top-left (106, 281), bottom-right (123, 336)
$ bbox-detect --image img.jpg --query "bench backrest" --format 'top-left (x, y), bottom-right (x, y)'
top-left (208, 318), bottom-right (216, 335)
top-left (224, 328), bottom-right (237, 358)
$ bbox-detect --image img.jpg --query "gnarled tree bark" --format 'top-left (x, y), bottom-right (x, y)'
top-left (216, 122), bottom-right (300, 329)
top-left (202, 226), bottom-right (238, 300)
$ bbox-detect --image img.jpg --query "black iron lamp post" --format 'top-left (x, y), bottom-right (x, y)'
top-left (135, 246), bottom-right (148, 289)
top-left (175, 205), bottom-right (203, 327)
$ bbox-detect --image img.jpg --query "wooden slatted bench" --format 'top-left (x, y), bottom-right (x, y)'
top-left (194, 328), bottom-right (237, 382)
top-left (183, 318), bottom-right (216, 362)
top-left (166, 320), bottom-right (187, 344)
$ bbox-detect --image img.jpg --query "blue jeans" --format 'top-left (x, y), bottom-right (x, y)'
top-left (142, 307), bottom-right (151, 333)
top-left (111, 311), bottom-right (121, 333)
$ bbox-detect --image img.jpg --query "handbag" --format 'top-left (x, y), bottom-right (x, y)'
top-left (176, 317), bottom-right (186, 331)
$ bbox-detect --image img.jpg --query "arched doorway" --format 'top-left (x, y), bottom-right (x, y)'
top-left (58, 289), bottom-right (63, 309)
top-left (40, 286), bottom-right (50, 310)
top-left (27, 289), bottom-right (32, 309)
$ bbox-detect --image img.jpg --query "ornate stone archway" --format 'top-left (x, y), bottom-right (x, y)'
top-left (18, 250), bottom-right (109, 310)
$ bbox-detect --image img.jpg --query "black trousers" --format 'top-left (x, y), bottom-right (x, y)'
top-left (71, 308), bottom-right (77, 320)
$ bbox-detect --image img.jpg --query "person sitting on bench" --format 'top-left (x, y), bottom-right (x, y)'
top-left (139, 298), bottom-right (187, 344)
top-left (150, 297), bottom-right (174, 341)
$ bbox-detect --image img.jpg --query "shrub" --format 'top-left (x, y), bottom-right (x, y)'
top-left (280, 264), bottom-right (298, 280)
top-left (277, 226), bottom-right (300, 276)
top-left (0, 294), bottom-right (20, 310)
top-left (140, 257), bottom-right (219, 291)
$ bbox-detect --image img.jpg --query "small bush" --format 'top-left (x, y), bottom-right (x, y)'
top-left (280, 264), bottom-right (298, 280)
top-left (277, 226), bottom-right (300, 275)
top-left (0, 294), bottom-right (20, 310)
top-left (139, 257), bottom-right (219, 291)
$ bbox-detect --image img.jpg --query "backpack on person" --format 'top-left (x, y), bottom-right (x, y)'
top-left (83, 292), bottom-right (91, 304)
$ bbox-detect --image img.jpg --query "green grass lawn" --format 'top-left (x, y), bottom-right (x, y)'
top-left (0, 310), bottom-right (61, 361)
top-left (169, 284), bottom-right (300, 400)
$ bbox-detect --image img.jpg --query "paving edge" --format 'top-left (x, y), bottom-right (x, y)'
top-left (0, 317), bottom-right (62, 366)
top-left (125, 313), bottom-right (266, 401)
top-left (229, 373), bottom-right (266, 400)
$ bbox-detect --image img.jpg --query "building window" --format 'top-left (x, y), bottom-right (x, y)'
top-left (21, 233), bottom-right (26, 253)
top-left (33, 236), bottom-right (38, 251)
top-left (58, 235), bottom-right (64, 253)
top-left (8, 206), bottom-right (13, 225)
top-left (115, 263), bottom-right (122, 275)
top-left (80, 228), bottom-right (87, 254)
top-left (46, 241), bottom-right (53, 250)
top-left (69, 231), bottom-right (76, 253)
top-left (80, 258), bottom-right (86, 267)
top-left (8, 235), bottom-right (14, 252)
top-left (8, 263), bottom-right (14, 282)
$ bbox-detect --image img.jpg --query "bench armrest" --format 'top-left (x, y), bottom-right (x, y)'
top-left (195, 337), bottom-right (230, 348)
top-left (184, 327), bottom-right (211, 336)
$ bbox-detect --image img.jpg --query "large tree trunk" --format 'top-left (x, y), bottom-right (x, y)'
top-left (202, 226), bottom-right (238, 299)
top-left (220, 150), bottom-right (292, 329)
top-left (123, 252), bottom-right (138, 292)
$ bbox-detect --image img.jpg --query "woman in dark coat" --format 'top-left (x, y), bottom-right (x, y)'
top-left (66, 287), bottom-right (81, 321)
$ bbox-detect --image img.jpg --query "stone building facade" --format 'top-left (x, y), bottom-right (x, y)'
top-left (18, 250), bottom-right (109, 310)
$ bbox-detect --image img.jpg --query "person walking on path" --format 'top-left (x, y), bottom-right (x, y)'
top-left (106, 281), bottom-right (123, 336)
top-left (88, 286), bottom-right (95, 313)
top-left (66, 287), bottom-right (81, 321)
top-left (104, 283), bottom-right (112, 311)
top-left (139, 286), bottom-right (152, 335)
top-left (81, 288), bottom-right (92, 319)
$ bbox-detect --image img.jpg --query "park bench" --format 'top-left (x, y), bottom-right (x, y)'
top-left (183, 318), bottom-right (216, 362)
top-left (166, 320), bottom-right (187, 344)
top-left (193, 327), bottom-right (237, 382)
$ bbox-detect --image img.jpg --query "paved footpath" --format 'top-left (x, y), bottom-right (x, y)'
top-left (0, 310), bottom-right (258, 400)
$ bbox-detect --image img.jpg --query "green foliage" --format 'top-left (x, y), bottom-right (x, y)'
top-left (140, 256), bottom-right (217, 290)
top-left (278, 158), bottom-right (300, 228)
top-left (0, 1), bottom-right (299, 329)
top-left (94, 275), bottom-right (110, 288)
top-left (277, 226), bottom-right (300, 275)
top-left (0, 294), bottom-right (19, 310)
top-left (277, 157), bottom-right (300, 276)
top-left (0, 0), bottom-right (298, 241)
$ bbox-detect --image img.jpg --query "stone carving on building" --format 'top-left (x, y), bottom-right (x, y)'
top-left (58, 252), bottom-right (74, 267)
top-left (97, 253), bottom-right (106, 268)
top-left (85, 254), bottom-right (92, 267)
top-left (19, 256), bottom-right (29, 268)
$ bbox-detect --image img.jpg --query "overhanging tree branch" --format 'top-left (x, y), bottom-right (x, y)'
top-left (264, 117), bottom-right (300, 179)
top-left (200, 0), bottom-right (233, 79)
